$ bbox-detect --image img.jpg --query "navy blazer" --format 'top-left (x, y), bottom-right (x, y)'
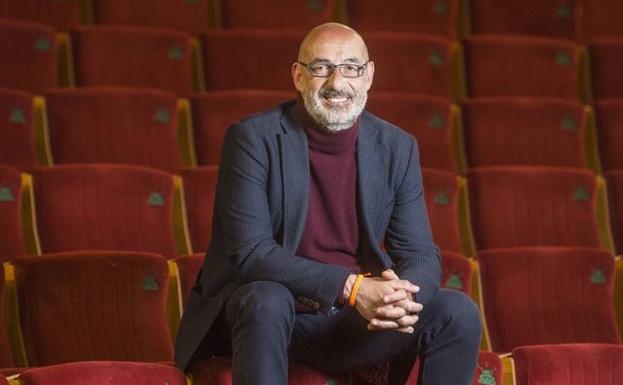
top-left (174, 100), bottom-right (441, 371)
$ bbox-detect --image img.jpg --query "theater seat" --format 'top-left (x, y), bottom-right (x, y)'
top-left (589, 39), bottom-right (623, 100)
top-left (94, 0), bottom-right (211, 35)
top-left (173, 253), bottom-right (205, 307)
top-left (181, 166), bottom-right (218, 253)
top-left (579, 0), bottom-right (623, 42)
top-left (440, 250), bottom-right (472, 294)
top-left (0, 264), bottom-right (14, 369)
top-left (44, 87), bottom-right (191, 172)
top-left (400, 350), bottom-right (502, 385)
top-left (13, 251), bottom-right (174, 366)
top-left (605, 170), bottom-right (623, 255)
top-left (0, 89), bottom-right (40, 171)
top-left (477, 247), bottom-right (620, 353)
top-left (219, 0), bottom-right (335, 30)
top-left (0, 19), bottom-right (59, 92)
top-left (0, 0), bottom-right (82, 30)
top-left (595, 99), bottom-right (623, 171)
top-left (32, 164), bottom-right (191, 258)
top-left (190, 90), bottom-right (293, 165)
top-left (462, 97), bottom-right (599, 170)
top-left (467, 166), bottom-right (611, 251)
top-left (17, 361), bottom-right (186, 385)
top-left (345, 0), bottom-right (460, 38)
top-left (468, 0), bottom-right (577, 39)
top-left (512, 344), bottom-right (623, 385)
top-left (366, 93), bottom-right (465, 173)
top-left (70, 25), bottom-right (195, 95)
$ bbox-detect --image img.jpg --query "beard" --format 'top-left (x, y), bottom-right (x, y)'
top-left (302, 86), bottom-right (367, 133)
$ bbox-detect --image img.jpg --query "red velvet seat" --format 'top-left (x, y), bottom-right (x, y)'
top-left (478, 247), bottom-right (620, 353)
top-left (468, 166), bottom-right (607, 251)
top-left (13, 251), bottom-right (174, 366)
top-left (579, 0), bottom-right (623, 42)
top-left (366, 93), bottom-right (464, 172)
top-left (44, 87), bottom-right (185, 173)
top-left (220, 0), bottom-right (335, 30)
top-left (464, 35), bottom-right (583, 99)
top-left (94, 0), bottom-right (210, 35)
top-left (70, 26), bottom-right (194, 95)
top-left (0, 89), bottom-right (38, 171)
top-left (345, 0), bottom-right (460, 38)
top-left (181, 166), bottom-right (218, 252)
top-left (200, 31), bottom-right (302, 91)
top-left (0, 19), bottom-right (58, 93)
top-left (363, 32), bottom-right (461, 99)
top-left (512, 344), bottom-right (623, 385)
top-left (589, 39), bottom-right (623, 99)
top-left (190, 90), bottom-right (293, 164)
top-left (0, 165), bottom-right (28, 262)
top-left (422, 168), bottom-right (468, 254)
top-left (17, 361), bottom-right (186, 385)
top-left (440, 250), bottom-right (472, 294)
top-left (0, 264), bottom-right (15, 369)
top-left (595, 99), bottom-right (623, 171)
top-left (0, 0), bottom-right (82, 30)
top-left (462, 97), bottom-right (595, 169)
top-left (605, 170), bottom-right (623, 255)
top-left (173, 252), bottom-right (205, 306)
top-left (32, 164), bottom-right (189, 259)
top-left (468, 0), bottom-right (577, 39)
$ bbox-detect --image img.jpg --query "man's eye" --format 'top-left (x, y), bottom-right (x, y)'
top-left (312, 64), bottom-right (330, 72)
top-left (344, 65), bottom-right (358, 72)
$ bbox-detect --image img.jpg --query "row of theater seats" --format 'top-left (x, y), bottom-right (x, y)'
top-left (1, 0), bottom-right (623, 42)
top-left (2, 18), bottom-right (623, 101)
top-left (4, 88), bottom-right (623, 174)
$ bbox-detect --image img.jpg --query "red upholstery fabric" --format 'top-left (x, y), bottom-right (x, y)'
top-left (464, 35), bottom-right (580, 99)
top-left (366, 93), bottom-right (459, 172)
top-left (478, 247), bottom-right (620, 353)
top-left (32, 164), bottom-right (178, 258)
top-left (0, 264), bottom-right (14, 368)
top-left (462, 97), bottom-right (588, 168)
top-left (220, 0), bottom-right (334, 30)
top-left (0, 19), bottom-right (58, 92)
top-left (468, 0), bottom-right (577, 39)
top-left (13, 251), bottom-right (173, 366)
top-left (403, 351), bottom-right (502, 385)
top-left (0, 88), bottom-right (37, 170)
top-left (94, 0), bottom-right (210, 35)
top-left (605, 171), bottom-right (623, 255)
top-left (440, 250), bottom-right (472, 294)
top-left (0, 165), bottom-right (26, 262)
top-left (190, 90), bottom-right (293, 164)
top-left (174, 253), bottom-right (205, 306)
top-left (18, 361), bottom-right (185, 385)
top-left (0, 0), bottom-right (81, 30)
top-left (595, 99), bottom-right (623, 171)
top-left (190, 357), bottom-right (349, 385)
top-left (201, 31), bottom-right (302, 91)
top-left (181, 166), bottom-right (217, 252)
top-left (589, 39), bottom-right (623, 99)
top-left (45, 87), bottom-right (182, 172)
top-left (580, 0), bottom-right (623, 42)
top-left (513, 343), bottom-right (623, 385)
top-left (468, 166), bottom-right (602, 250)
top-left (345, 0), bottom-right (459, 38)
top-left (422, 168), bottom-right (463, 254)
top-left (363, 32), bottom-right (455, 97)
top-left (71, 26), bottom-right (193, 95)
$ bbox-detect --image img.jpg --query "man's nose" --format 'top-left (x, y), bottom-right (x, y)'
top-left (324, 66), bottom-right (346, 87)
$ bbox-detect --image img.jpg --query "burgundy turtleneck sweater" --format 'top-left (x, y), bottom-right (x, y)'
top-left (295, 108), bottom-right (362, 288)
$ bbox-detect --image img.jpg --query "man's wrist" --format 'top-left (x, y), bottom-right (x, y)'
top-left (342, 274), bottom-right (357, 300)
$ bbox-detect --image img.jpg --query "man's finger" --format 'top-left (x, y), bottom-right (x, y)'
top-left (395, 315), bottom-right (419, 327)
top-left (381, 269), bottom-right (400, 281)
top-left (367, 323), bottom-right (414, 334)
top-left (376, 304), bottom-right (407, 319)
top-left (368, 318), bottom-right (400, 330)
top-left (388, 280), bottom-right (419, 293)
top-left (383, 289), bottom-right (408, 303)
top-left (393, 299), bottom-right (423, 313)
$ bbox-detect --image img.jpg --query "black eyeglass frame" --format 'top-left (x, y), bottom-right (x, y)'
top-left (297, 60), bottom-right (369, 78)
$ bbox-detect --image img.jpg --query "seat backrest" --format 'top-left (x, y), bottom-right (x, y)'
top-left (478, 247), bottom-right (620, 352)
top-left (0, 89), bottom-right (38, 171)
top-left (13, 251), bottom-right (173, 366)
top-left (173, 252), bottom-right (205, 307)
top-left (605, 171), bottom-right (623, 255)
top-left (589, 39), bottom-right (623, 100)
top-left (181, 166), bottom-right (218, 253)
top-left (220, 0), bottom-right (335, 30)
top-left (440, 250), bottom-right (472, 294)
top-left (0, 165), bottom-right (28, 262)
top-left (0, 0), bottom-right (82, 30)
top-left (71, 26), bottom-right (194, 95)
top-left (45, 87), bottom-right (185, 172)
top-left (595, 99), bottom-right (623, 171)
top-left (579, 0), bottom-right (623, 42)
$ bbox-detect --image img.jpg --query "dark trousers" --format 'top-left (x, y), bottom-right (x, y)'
top-left (222, 281), bottom-right (481, 385)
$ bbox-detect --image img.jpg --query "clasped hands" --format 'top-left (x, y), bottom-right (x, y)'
top-left (343, 269), bottom-right (422, 334)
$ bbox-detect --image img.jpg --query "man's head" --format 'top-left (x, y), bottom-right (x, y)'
top-left (292, 23), bottom-right (374, 132)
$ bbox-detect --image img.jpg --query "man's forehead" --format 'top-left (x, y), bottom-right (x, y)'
top-left (301, 35), bottom-right (368, 63)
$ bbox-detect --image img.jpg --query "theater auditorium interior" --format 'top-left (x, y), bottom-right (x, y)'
top-left (1, 0), bottom-right (623, 384)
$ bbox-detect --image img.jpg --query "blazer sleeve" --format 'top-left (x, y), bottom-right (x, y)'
top-left (384, 136), bottom-right (442, 307)
top-left (216, 122), bottom-right (351, 313)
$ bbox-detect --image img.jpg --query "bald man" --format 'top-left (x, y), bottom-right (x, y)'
top-left (175, 23), bottom-right (481, 385)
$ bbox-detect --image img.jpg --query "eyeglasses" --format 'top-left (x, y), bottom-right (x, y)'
top-left (297, 61), bottom-right (368, 78)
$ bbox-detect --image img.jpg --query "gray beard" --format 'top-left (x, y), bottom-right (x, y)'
top-left (302, 90), bottom-right (367, 133)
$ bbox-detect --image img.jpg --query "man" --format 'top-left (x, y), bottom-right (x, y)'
top-left (175, 23), bottom-right (481, 385)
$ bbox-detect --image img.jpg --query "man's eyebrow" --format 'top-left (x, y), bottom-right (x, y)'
top-left (309, 58), bottom-right (332, 64)
top-left (343, 57), bottom-right (363, 63)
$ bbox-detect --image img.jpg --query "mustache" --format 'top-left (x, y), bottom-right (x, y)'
top-left (318, 88), bottom-right (354, 99)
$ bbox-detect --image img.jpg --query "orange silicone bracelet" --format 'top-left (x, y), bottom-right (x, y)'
top-left (348, 273), bottom-right (371, 307)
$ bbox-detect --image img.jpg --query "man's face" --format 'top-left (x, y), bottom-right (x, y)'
top-left (292, 32), bottom-right (374, 132)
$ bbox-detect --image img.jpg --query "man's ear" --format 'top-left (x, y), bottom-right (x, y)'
top-left (292, 62), bottom-right (305, 93)
top-left (364, 61), bottom-right (375, 91)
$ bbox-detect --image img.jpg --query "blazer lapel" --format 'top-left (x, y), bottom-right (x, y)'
top-left (278, 106), bottom-right (310, 253)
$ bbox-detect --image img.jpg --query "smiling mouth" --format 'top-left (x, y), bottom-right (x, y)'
top-left (322, 95), bottom-right (351, 107)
